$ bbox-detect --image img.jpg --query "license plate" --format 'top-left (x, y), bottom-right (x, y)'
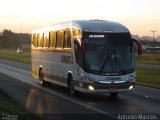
top-left (109, 86), bottom-right (117, 90)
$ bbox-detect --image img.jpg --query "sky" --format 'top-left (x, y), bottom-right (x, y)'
top-left (0, 0), bottom-right (160, 37)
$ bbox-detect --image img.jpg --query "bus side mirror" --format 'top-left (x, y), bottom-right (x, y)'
top-left (74, 38), bottom-right (85, 54)
top-left (80, 40), bottom-right (85, 54)
top-left (132, 38), bottom-right (142, 55)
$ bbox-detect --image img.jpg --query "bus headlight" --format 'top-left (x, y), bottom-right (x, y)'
top-left (88, 85), bottom-right (94, 91)
top-left (129, 85), bottom-right (134, 90)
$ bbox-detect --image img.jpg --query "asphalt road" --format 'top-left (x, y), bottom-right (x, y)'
top-left (0, 59), bottom-right (160, 120)
top-left (136, 63), bottom-right (160, 69)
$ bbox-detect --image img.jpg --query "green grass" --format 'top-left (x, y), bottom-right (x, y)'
top-left (0, 53), bottom-right (31, 64)
top-left (136, 54), bottom-right (160, 88)
top-left (136, 68), bottom-right (160, 88)
top-left (0, 48), bottom-right (31, 52)
top-left (136, 54), bottom-right (160, 65)
top-left (0, 90), bottom-right (37, 120)
top-left (0, 48), bottom-right (17, 52)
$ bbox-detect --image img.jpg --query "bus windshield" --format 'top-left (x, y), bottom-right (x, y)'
top-left (84, 33), bottom-right (134, 75)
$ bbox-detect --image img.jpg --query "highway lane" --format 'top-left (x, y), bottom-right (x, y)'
top-left (0, 59), bottom-right (115, 120)
top-left (0, 59), bottom-right (160, 120)
top-left (136, 63), bottom-right (160, 69)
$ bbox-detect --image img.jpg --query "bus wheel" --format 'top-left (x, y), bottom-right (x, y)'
top-left (110, 92), bottom-right (118, 97)
top-left (39, 68), bottom-right (46, 86)
top-left (68, 75), bottom-right (75, 96)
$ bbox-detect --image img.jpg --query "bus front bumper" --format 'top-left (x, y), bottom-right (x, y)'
top-left (74, 81), bottom-right (135, 93)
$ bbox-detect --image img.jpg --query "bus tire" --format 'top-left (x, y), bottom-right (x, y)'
top-left (68, 75), bottom-right (75, 96)
top-left (110, 92), bottom-right (118, 97)
top-left (39, 68), bottom-right (47, 86)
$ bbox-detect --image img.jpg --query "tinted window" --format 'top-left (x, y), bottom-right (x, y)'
top-left (37, 33), bottom-right (43, 47)
top-left (43, 32), bottom-right (49, 47)
top-left (108, 33), bottom-right (134, 72)
top-left (56, 31), bottom-right (64, 48)
top-left (49, 31), bottom-right (56, 47)
top-left (74, 41), bottom-right (84, 68)
top-left (64, 29), bottom-right (71, 48)
top-left (73, 28), bottom-right (82, 37)
top-left (32, 34), bottom-right (37, 47)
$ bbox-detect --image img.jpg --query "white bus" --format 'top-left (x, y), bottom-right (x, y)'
top-left (31, 20), bottom-right (142, 96)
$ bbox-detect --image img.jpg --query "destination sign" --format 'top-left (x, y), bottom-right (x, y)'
top-left (89, 35), bottom-right (105, 38)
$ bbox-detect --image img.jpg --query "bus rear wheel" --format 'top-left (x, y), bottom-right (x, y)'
top-left (39, 68), bottom-right (47, 86)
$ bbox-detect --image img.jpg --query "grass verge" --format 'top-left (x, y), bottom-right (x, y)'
top-left (136, 67), bottom-right (160, 89)
top-left (0, 90), bottom-right (37, 120)
top-left (136, 54), bottom-right (160, 65)
top-left (0, 53), bottom-right (31, 64)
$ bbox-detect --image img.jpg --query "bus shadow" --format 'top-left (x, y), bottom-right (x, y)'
top-left (77, 93), bottom-right (120, 102)
top-left (39, 82), bottom-right (121, 102)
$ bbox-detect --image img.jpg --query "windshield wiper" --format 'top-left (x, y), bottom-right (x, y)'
top-left (99, 55), bottom-right (109, 74)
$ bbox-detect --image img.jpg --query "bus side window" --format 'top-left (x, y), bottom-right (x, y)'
top-left (74, 40), bottom-right (84, 68)
top-left (43, 32), bottom-right (49, 47)
top-left (56, 31), bottom-right (64, 48)
top-left (37, 33), bottom-right (43, 47)
top-left (49, 31), bottom-right (56, 48)
top-left (73, 28), bottom-right (82, 37)
top-left (73, 28), bottom-right (76, 37)
top-left (32, 33), bottom-right (37, 47)
top-left (37, 34), bottom-right (40, 47)
top-left (64, 29), bottom-right (71, 48)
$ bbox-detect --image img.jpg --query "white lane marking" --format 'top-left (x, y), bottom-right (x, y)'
top-left (0, 70), bottom-right (116, 119)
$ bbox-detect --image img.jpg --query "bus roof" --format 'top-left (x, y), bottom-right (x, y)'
top-left (71, 20), bottom-right (129, 33)
top-left (33, 20), bottom-right (129, 33)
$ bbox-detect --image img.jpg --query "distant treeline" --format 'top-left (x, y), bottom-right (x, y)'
top-left (139, 40), bottom-right (160, 47)
top-left (132, 34), bottom-right (160, 46)
top-left (0, 29), bottom-right (31, 49)
top-left (0, 29), bottom-right (160, 49)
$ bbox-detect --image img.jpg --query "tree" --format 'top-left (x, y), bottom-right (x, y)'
top-left (0, 29), bottom-right (13, 48)
top-left (0, 29), bottom-right (31, 48)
